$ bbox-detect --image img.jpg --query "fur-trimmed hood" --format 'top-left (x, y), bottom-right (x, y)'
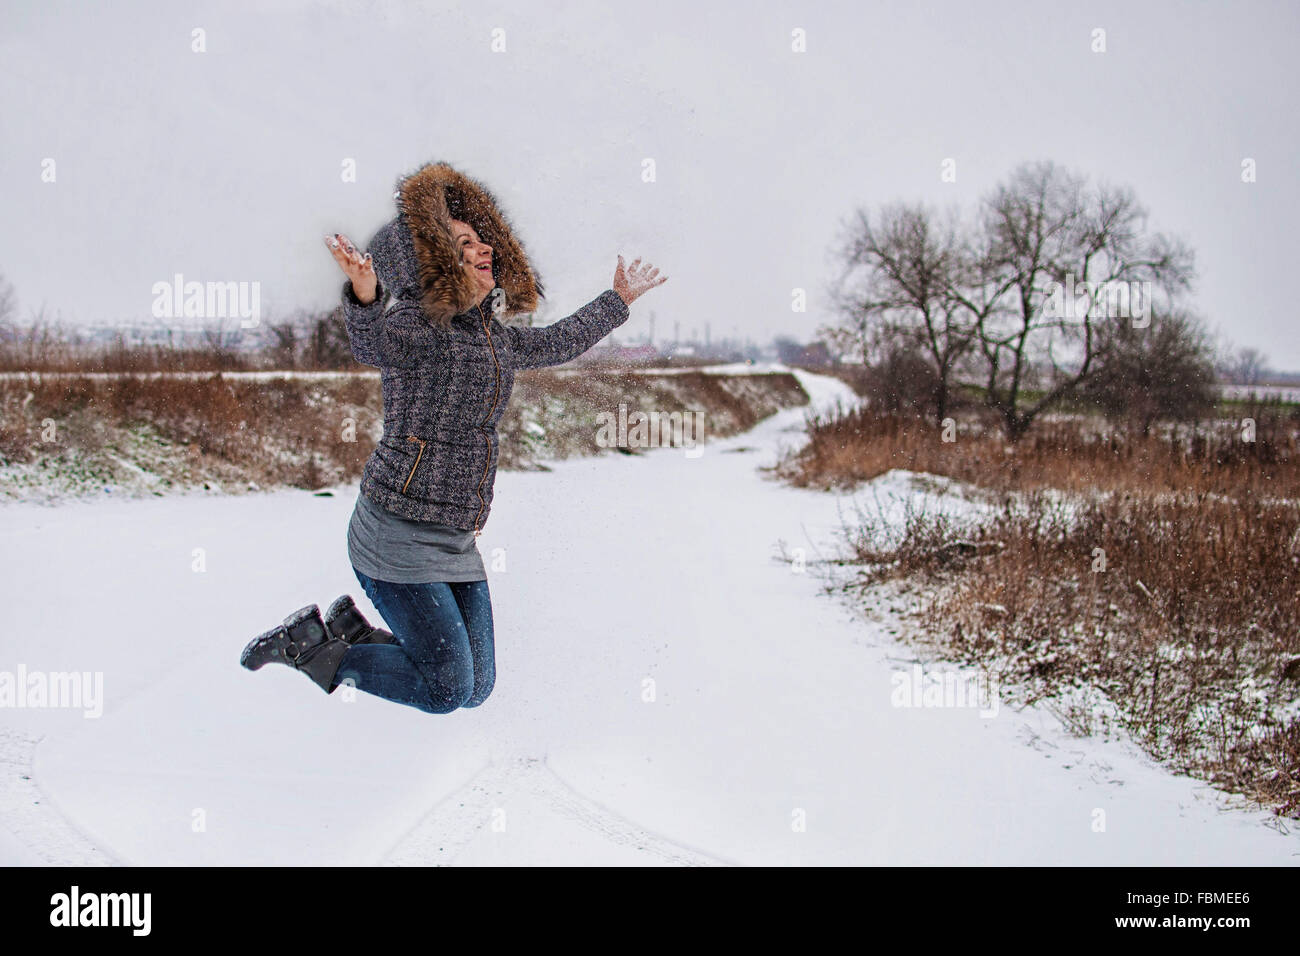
top-left (365, 161), bottom-right (544, 326)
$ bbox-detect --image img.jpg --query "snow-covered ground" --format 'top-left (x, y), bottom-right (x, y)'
top-left (1, 369), bottom-right (1296, 865)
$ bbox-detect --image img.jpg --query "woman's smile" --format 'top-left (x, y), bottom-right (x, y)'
top-left (469, 256), bottom-right (494, 295)
top-left (451, 218), bottom-right (496, 295)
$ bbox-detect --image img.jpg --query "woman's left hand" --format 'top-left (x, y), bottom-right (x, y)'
top-left (613, 255), bottom-right (667, 306)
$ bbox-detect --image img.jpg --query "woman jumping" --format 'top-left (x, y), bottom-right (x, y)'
top-left (239, 161), bottom-right (667, 713)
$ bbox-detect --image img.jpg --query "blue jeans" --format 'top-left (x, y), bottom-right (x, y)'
top-left (335, 568), bottom-right (496, 714)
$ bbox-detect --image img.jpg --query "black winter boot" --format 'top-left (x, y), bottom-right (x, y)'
top-left (240, 604), bottom-right (353, 694)
top-left (324, 594), bottom-right (398, 646)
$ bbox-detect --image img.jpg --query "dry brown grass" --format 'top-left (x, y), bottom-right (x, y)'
top-left (778, 403), bottom-right (1300, 499)
top-left (790, 404), bottom-right (1300, 817)
top-left (854, 492), bottom-right (1300, 816)
top-left (0, 323), bottom-right (258, 373)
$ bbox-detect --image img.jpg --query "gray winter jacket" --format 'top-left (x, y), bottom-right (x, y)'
top-left (342, 162), bottom-right (630, 534)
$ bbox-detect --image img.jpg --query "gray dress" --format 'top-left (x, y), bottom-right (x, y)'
top-left (347, 490), bottom-right (487, 584)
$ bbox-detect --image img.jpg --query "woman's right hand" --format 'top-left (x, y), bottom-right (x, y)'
top-left (612, 255), bottom-right (667, 306)
top-left (326, 233), bottom-right (377, 304)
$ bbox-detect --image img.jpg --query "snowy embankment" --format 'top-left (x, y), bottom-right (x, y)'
top-left (1, 367), bottom-right (1296, 865)
top-left (0, 365), bottom-right (807, 504)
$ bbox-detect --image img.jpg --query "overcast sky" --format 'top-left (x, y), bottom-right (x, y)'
top-left (3, 0), bottom-right (1297, 367)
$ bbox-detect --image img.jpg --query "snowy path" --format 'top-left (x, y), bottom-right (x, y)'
top-left (1, 368), bottom-right (1296, 865)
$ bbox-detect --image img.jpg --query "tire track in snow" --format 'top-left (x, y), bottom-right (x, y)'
top-left (0, 729), bottom-right (117, 865)
top-left (382, 754), bottom-right (734, 866)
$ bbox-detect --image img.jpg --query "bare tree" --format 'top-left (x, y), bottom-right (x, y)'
top-left (773, 335), bottom-right (805, 366)
top-left (829, 202), bottom-right (976, 424)
top-left (0, 272), bottom-right (16, 328)
top-left (201, 318), bottom-right (231, 353)
top-left (270, 320), bottom-right (299, 370)
top-left (0, 273), bottom-right (17, 366)
top-left (859, 326), bottom-right (943, 415)
top-left (203, 317), bottom-right (257, 371)
top-left (11, 303), bottom-right (73, 370)
top-left (1083, 307), bottom-right (1218, 435)
top-left (958, 160), bottom-right (1195, 441)
top-left (1224, 346), bottom-right (1269, 387)
top-left (306, 306), bottom-right (354, 369)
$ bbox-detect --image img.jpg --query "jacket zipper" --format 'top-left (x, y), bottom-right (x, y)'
top-left (472, 301), bottom-right (502, 536)
top-left (403, 435), bottom-right (427, 494)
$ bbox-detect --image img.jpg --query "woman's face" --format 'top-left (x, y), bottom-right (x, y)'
top-left (452, 218), bottom-right (495, 298)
